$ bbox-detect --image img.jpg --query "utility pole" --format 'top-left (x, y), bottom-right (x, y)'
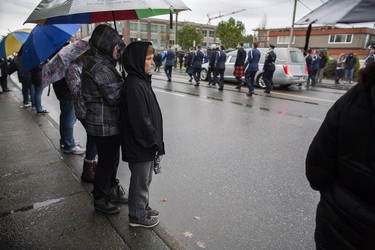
top-left (288, 0), bottom-right (297, 47)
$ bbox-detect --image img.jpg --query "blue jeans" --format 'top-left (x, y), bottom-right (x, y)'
top-left (59, 100), bottom-right (77, 150)
top-left (344, 68), bottom-right (354, 82)
top-left (21, 77), bottom-right (34, 105)
top-left (33, 84), bottom-right (44, 112)
top-left (80, 120), bottom-right (97, 161)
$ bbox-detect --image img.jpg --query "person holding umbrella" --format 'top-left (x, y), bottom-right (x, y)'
top-left (81, 24), bottom-right (127, 214)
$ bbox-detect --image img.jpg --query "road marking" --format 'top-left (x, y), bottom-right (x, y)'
top-left (154, 89), bottom-right (212, 102)
top-left (255, 90), bottom-right (336, 103)
top-left (153, 75), bottom-right (336, 104)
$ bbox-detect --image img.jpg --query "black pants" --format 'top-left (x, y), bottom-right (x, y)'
top-left (214, 68), bottom-right (225, 88)
top-left (1, 76), bottom-right (9, 91)
top-left (92, 134), bottom-right (121, 200)
top-left (207, 67), bottom-right (215, 83)
top-left (193, 67), bottom-right (202, 84)
top-left (128, 161), bottom-right (154, 221)
top-left (164, 65), bottom-right (172, 80)
top-left (263, 69), bottom-right (275, 92)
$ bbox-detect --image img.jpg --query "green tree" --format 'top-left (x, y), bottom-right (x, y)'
top-left (177, 25), bottom-right (203, 50)
top-left (216, 18), bottom-right (245, 49)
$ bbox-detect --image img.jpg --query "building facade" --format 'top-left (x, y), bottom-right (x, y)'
top-left (254, 26), bottom-right (375, 59)
top-left (77, 18), bottom-right (220, 51)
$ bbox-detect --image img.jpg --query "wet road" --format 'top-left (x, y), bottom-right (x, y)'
top-left (36, 71), bottom-right (347, 250)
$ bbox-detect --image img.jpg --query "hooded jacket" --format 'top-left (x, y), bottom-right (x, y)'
top-left (81, 24), bottom-right (125, 136)
top-left (120, 41), bottom-right (165, 162)
top-left (306, 63), bottom-right (375, 249)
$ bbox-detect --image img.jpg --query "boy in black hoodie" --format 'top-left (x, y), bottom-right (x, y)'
top-left (121, 41), bottom-right (165, 228)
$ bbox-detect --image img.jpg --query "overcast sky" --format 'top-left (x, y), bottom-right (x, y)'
top-left (0, 0), bottom-right (372, 37)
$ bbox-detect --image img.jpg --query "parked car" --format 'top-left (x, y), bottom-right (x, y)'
top-left (201, 47), bottom-right (307, 88)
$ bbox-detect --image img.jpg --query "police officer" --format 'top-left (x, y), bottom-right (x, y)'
top-left (263, 44), bottom-right (277, 94)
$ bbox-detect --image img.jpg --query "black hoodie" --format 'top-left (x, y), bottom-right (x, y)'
top-left (120, 42), bottom-right (165, 162)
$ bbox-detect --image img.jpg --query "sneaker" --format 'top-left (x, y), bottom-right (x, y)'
top-left (63, 145), bottom-right (86, 155)
top-left (109, 184), bottom-right (128, 204)
top-left (60, 141), bottom-right (80, 149)
top-left (147, 208), bottom-right (159, 218)
top-left (21, 103), bottom-right (31, 108)
top-left (37, 109), bottom-right (49, 114)
top-left (94, 198), bottom-right (120, 214)
top-left (129, 217), bottom-right (159, 228)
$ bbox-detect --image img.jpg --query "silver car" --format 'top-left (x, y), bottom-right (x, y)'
top-left (201, 47), bottom-right (307, 88)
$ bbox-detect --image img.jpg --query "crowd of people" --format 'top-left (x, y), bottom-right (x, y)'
top-left (155, 42), bottom-right (277, 94)
top-left (3, 24), bottom-right (375, 244)
top-left (4, 24), bottom-right (164, 229)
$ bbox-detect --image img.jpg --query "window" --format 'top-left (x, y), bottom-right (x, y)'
top-left (289, 51), bottom-right (305, 63)
top-left (229, 55), bottom-right (237, 63)
top-left (160, 26), bottom-right (167, 33)
top-left (169, 40), bottom-right (175, 46)
top-left (160, 40), bottom-right (166, 48)
top-left (151, 39), bottom-right (158, 46)
top-left (140, 24), bottom-right (147, 32)
top-left (209, 31), bottom-right (214, 37)
top-left (328, 34), bottom-right (353, 44)
top-left (170, 28), bottom-right (175, 34)
top-left (130, 37), bottom-right (138, 42)
top-left (151, 25), bottom-right (158, 33)
top-left (277, 36), bottom-right (295, 44)
top-left (130, 22), bottom-right (137, 31)
top-left (201, 30), bottom-right (207, 37)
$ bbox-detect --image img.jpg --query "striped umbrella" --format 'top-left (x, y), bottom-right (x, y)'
top-left (0, 28), bottom-right (32, 58)
top-left (24, 0), bottom-right (190, 29)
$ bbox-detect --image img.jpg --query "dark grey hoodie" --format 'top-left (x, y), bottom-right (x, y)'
top-left (82, 24), bottom-right (125, 137)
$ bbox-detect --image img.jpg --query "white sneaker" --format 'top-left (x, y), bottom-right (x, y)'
top-left (20, 103), bottom-right (31, 108)
top-left (64, 145), bottom-right (86, 155)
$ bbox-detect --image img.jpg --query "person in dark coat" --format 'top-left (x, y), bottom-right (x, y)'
top-left (344, 52), bottom-right (356, 84)
top-left (120, 41), bottom-right (165, 228)
top-left (214, 45), bottom-right (226, 91)
top-left (192, 44), bottom-right (204, 87)
top-left (82, 24), bottom-right (127, 214)
top-left (0, 57), bottom-right (10, 92)
top-left (263, 44), bottom-right (277, 94)
top-left (233, 42), bottom-right (247, 90)
top-left (185, 48), bottom-right (194, 82)
top-left (153, 52), bottom-right (162, 72)
top-left (244, 41), bottom-right (260, 96)
top-left (207, 44), bottom-right (217, 86)
top-left (305, 62), bottom-right (375, 249)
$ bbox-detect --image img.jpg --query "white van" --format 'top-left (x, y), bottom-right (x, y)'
top-left (201, 47), bottom-right (307, 88)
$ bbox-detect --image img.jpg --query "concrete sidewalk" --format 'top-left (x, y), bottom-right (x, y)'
top-left (0, 81), bottom-right (186, 249)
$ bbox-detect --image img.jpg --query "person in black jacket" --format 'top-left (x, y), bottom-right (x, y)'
top-left (305, 62), bottom-right (375, 249)
top-left (263, 44), bottom-right (277, 94)
top-left (0, 57), bottom-right (10, 92)
top-left (234, 42), bottom-right (247, 90)
top-left (120, 41), bottom-right (165, 228)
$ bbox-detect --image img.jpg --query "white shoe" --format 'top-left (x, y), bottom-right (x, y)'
top-left (20, 103), bottom-right (31, 108)
top-left (64, 145), bottom-right (86, 155)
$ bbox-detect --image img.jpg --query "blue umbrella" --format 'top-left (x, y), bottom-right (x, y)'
top-left (22, 24), bottom-right (81, 73)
